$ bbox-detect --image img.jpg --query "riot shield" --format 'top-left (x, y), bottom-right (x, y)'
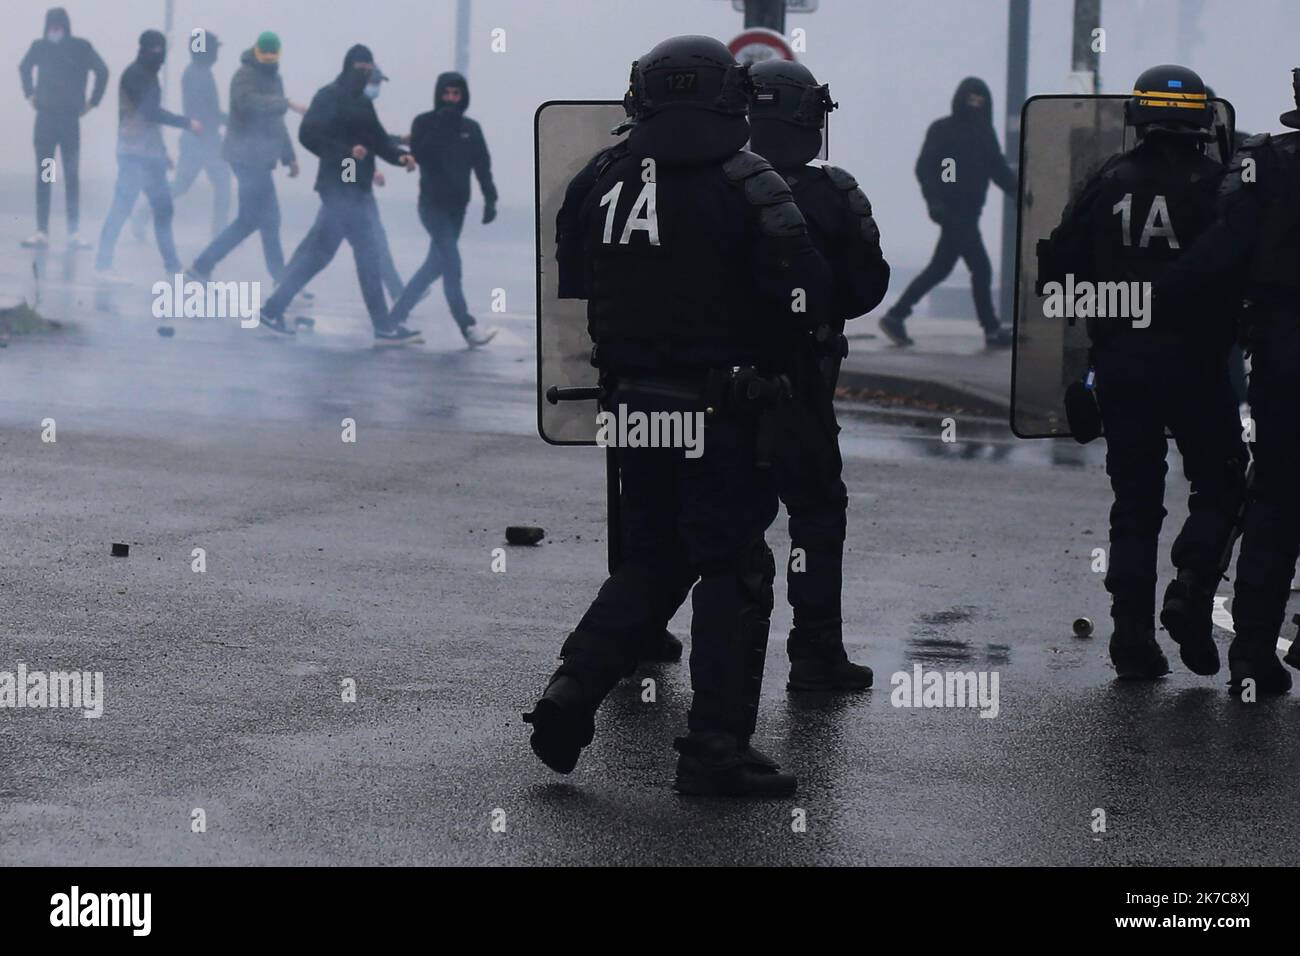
top-left (1010, 94), bottom-right (1234, 439)
top-left (535, 100), bottom-right (629, 445)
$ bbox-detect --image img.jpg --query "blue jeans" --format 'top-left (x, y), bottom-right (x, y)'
top-left (96, 155), bottom-right (179, 272)
top-left (388, 201), bottom-right (471, 330)
top-left (262, 189), bottom-right (389, 330)
top-left (170, 136), bottom-right (232, 239)
top-left (192, 163), bottom-right (283, 281)
top-left (296, 191), bottom-right (403, 300)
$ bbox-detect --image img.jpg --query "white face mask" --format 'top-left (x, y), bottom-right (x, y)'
top-left (364, 84), bottom-right (381, 101)
top-left (47, 29), bottom-right (65, 43)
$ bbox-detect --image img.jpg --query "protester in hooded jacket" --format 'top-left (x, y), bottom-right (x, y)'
top-left (383, 71), bottom-right (498, 347)
top-left (878, 76), bottom-right (1016, 349)
top-left (186, 31), bottom-right (302, 285)
top-left (166, 30), bottom-right (231, 238)
top-left (18, 6), bottom-right (109, 249)
top-left (296, 67), bottom-right (407, 303)
top-left (94, 30), bottom-right (199, 279)
top-left (258, 44), bottom-right (417, 344)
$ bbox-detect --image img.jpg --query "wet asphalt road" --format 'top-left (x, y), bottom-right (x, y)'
top-left (2, 224), bottom-right (1300, 867)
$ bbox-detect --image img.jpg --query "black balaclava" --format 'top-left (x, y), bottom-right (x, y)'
top-left (192, 30), bottom-right (220, 66)
top-left (45, 7), bottom-right (70, 39)
top-left (137, 29), bottom-right (167, 72)
top-left (951, 76), bottom-right (994, 124)
top-left (434, 71), bottom-right (469, 112)
top-left (340, 44), bottom-right (375, 95)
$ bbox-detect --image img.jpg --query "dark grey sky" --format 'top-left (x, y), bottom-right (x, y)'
top-left (4, 0), bottom-right (1297, 262)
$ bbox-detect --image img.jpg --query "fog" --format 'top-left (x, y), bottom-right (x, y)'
top-left (2, 0), bottom-right (1297, 267)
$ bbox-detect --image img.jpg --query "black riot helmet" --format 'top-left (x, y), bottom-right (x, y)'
top-left (622, 35), bottom-right (753, 165)
top-left (1280, 68), bottom-right (1300, 129)
top-left (1125, 64), bottom-right (1213, 134)
top-left (747, 59), bottom-right (836, 169)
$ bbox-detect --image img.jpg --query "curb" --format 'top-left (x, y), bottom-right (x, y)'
top-left (836, 367), bottom-right (1010, 421)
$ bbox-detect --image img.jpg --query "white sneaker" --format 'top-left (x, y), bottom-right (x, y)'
top-left (462, 324), bottom-right (498, 348)
top-left (66, 233), bottom-right (93, 251)
top-left (20, 231), bottom-right (49, 249)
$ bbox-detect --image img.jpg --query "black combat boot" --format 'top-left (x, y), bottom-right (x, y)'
top-left (639, 628), bottom-right (684, 663)
top-left (787, 627), bottom-right (873, 692)
top-left (672, 731), bottom-right (797, 798)
top-left (1108, 614), bottom-right (1170, 679)
top-left (522, 674), bottom-right (596, 774)
top-left (524, 629), bottom-right (629, 774)
top-left (1159, 569), bottom-right (1221, 675)
top-left (1228, 633), bottom-right (1292, 696)
top-left (677, 557), bottom-right (796, 797)
top-left (1282, 615), bottom-right (1300, 671)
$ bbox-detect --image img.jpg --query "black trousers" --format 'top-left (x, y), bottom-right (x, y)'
top-left (1232, 318), bottom-right (1300, 645)
top-left (772, 357), bottom-right (848, 653)
top-left (557, 385), bottom-right (779, 738)
top-left (33, 109), bottom-right (81, 234)
top-left (1093, 343), bottom-right (1247, 621)
top-left (892, 216), bottom-right (997, 330)
top-left (635, 356), bottom-right (849, 660)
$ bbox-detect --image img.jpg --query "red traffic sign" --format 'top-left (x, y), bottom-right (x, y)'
top-left (727, 27), bottom-right (795, 65)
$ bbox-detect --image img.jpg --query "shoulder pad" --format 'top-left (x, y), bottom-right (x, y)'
top-left (1274, 132), bottom-right (1300, 158)
top-left (746, 167), bottom-right (795, 207)
top-left (725, 151), bottom-right (805, 237)
top-left (594, 141), bottom-right (630, 177)
top-left (822, 165), bottom-right (859, 192)
top-left (723, 150), bottom-right (774, 183)
top-left (758, 200), bottom-right (808, 239)
top-left (1096, 153), bottom-right (1129, 182)
top-left (822, 164), bottom-right (874, 218)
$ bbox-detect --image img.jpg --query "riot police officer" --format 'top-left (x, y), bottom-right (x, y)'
top-left (610, 61), bottom-right (889, 690)
top-left (524, 36), bottom-right (831, 797)
top-left (1155, 68), bottom-right (1300, 694)
top-left (1039, 65), bottom-right (1246, 681)
top-left (746, 59), bottom-right (890, 690)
